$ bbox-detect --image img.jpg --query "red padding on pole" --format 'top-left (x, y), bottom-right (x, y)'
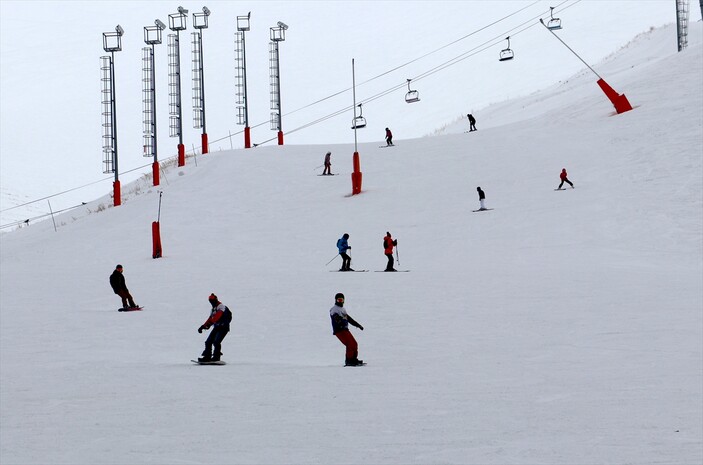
top-left (152, 161), bottom-right (160, 186)
top-left (113, 180), bottom-right (121, 207)
top-left (596, 78), bottom-right (633, 114)
top-left (277, 131), bottom-right (284, 146)
top-left (244, 127), bottom-right (251, 149)
top-left (202, 133), bottom-right (209, 154)
top-left (152, 221), bottom-right (162, 259)
top-left (352, 151), bottom-right (362, 195)
top-left (178, 144), bottom-right (185, 167)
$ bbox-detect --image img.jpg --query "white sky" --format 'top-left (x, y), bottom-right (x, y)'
top-left (1, 0), bottom-right (700, 225)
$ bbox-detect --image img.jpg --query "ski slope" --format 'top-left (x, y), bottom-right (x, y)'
top-left (1, 23), bottom-right (701, 465)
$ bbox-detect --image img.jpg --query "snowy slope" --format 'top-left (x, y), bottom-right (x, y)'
top-left (1, 23), bottom-right (701, 465)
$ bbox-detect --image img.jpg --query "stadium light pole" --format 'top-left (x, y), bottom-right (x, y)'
top-left (269, 21), bottom-right (287, 145)
top-left (539, 18), bottom-right (632, 114)
top-left (235, 12), bottom-right (252, 148)
top-left (100, 25), bottom-right (124, 207)
top-left (192, 6), bottom-right (210, 154)
top-left (168, 6), bottom-right (188, 166)
top-left (143, 19), bottom-right (166, 186)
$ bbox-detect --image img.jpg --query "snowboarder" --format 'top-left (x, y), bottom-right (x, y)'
top-left (197, 293), bottom-right (232, 362)
top-left (109, 264), bottom-right (139, 310)
top-left (383, 231), bottom-right (398, 272)
top-left (558, 168), bottom-right (574, 189)
top-left (329, 293), bottom-right (364, 366)
top-left (336, 233), bottom-right (353, 271)
top-left (385, 127), bottom-right (394, 146)
top-left (322, 151), bottom-right (332, 175)
top-left (467, 113), bottom-right (477, 132)
top-left (477, 187), bottom-right (487, 210)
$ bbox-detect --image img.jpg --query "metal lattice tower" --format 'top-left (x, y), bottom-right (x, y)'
top-left (142, 46), bottom-right (156, 157)
top-left (167, 33), bottom-right (182, 138)
top-left (676, 0), bottom-right (690, 51)
top-left (235, 31), bottom-right (247, 125)
top-left (191, 31), bottom-right (204, 129)
top-left (100, 56), bottom-right (116, 174)
top-left (268, 41), bottom-right (281, 131)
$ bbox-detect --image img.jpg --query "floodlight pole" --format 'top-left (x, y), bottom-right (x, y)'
top-left (351, 59), bottom-right (362, 195)
top-left (236, 12), bottom-right (252, 148)
top-left (101, 25), bottom-right (124, 207)
top-left (269, 22), bottom-right (287, 146)
top-left (143, 19), bottom-right (165, 186)
top-left (192, 6), bottom-right (210, 154)
top-left (539, 18), bottom-right (632, 114)
top-left (169, 7), bottom-right (188, 166)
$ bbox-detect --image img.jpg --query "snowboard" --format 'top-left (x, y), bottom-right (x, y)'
top-left (554, 187), bottom-right (575, 191)
top-left (118, 306), bottom-right (143, 312)
top-left (345, 362), bottom-right (367, 367)
top-left (191, 360), bottom-right (226, 365)
top-left (330, 270), bottom-right (368, 272)
top-left (472, 208), bottom-right (494, 212)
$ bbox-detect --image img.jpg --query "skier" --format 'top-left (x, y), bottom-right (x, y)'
top-left (197, 293), bottom-right (232, 362)
top-left (467, 113), bottom-right (477, 132)
top-left (322, 151), bottom-right (332, 175)
top-left (385, 127), bottom-right (394, 146)
top-left (109, 264), bottom-right (139, 310)
top-left (558, 168), bottom-right (574, 189)
top-left (477, 186), bottom-right (487, 210)
top-left (329, 293), bottom-right (364, 366)
top-left (383, 231), bottom-right (398, 272)
top-left (336, 233), bottom-right (353, 271)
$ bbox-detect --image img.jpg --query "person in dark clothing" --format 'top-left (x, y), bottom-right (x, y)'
top-left (383, 231), bottom-right (398, 272)
top-left (109, 264), bottom-right (138, 309)
top-left (467, 114), bottom-right (477, 132)
top-left (476, 187), bottom-right (487, 210)
top-left (329, 293), bottom-right (364, 366)
top-left (558, 168), bottom-right (574, 189)
top-left (198, 293), bottom-right (232, 362)
top-left (385, 127), bottom-right (394, 146)
top-left (336, 233), bottom-right (353, 271)
top-left (322, 151), bottom-right (332, 175)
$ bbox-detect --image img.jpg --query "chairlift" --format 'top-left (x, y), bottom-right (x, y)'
top-left (351, 103), bottom-right (366, 129)
top-left (546, 7), bottom-right (562, 30)
top-left (405, 79), bottom-right (420, 103)
top-left (499, 36), bottom-right (514, 62)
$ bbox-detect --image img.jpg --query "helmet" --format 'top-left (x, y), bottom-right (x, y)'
top-left (208, 293), bottom-right (218, 305)
top-left (335, 292), bottom-right (345, 301)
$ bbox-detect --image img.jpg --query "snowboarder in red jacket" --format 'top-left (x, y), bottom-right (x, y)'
top-left (558, 168), bottom-right (574, 189)
top-left (383, 232), bottom-right (398, 271)
top-left (330, 293), bottom-right (364, 366)
top-left (198, 294), bottom-right (232, 362)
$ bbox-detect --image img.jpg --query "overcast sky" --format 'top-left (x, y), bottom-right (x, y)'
top-left (1, 0), bottom-right (700, 225)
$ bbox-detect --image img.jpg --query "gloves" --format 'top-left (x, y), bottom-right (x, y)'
top-left (198, 325), bottom-right (206, 333)
top-left (357, 324), bottom-right (364, 331)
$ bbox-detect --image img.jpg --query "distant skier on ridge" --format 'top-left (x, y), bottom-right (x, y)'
top-left (467, 113), bottom-right (477, 132)
top-left (385, 127), bottom-right (394, 146)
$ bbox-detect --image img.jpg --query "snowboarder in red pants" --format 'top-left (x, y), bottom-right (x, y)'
top-left (329, 293), bottom-right (364, 366)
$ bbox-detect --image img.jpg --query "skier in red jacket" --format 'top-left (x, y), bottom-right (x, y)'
top-left (197, 294), bottom-right (232, 362)
top-left (383, 232), bottom-right (398, 271)
top-left (558, 168), bottom-right (574, 189)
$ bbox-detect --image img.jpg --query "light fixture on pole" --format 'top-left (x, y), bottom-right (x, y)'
top-left (192, 6), bottom-right (210, 154)
top-left (100, 24), bottom-right (124, 207)
top-left (143, 19), bottom-right (166, 186)
top-left (269, 21), bottom-right (288, 146)
top-left (235, 12), bottom-right (252, 148)
top-left (540, 18), bottom-right (632, 114)
top-left (168, 6), bottom-right (188, 166)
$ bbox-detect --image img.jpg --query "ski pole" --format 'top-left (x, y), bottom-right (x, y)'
top-left (395, 244), bottom-right (400, 266)
top-left (313, 164), bottom-right (324, 171)
top-left (325, 253), bottom-right (340, 266)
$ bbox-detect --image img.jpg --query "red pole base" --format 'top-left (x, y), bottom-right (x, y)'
top-left (244, 127), bottom-right (251, 149)
top-left (152, 221), bottom-right (162, 259)
top-left (152, 161), bottom-right (160, 186)
top-left (352, 151), bottom-right (362, 195)
top-left (202, 133), bottom-right (209, 154)
top-left (277, 131), bottom-right (284, 146)
top-left (596, 78), bottom-right (633, 114)
top-left (178, 144), bottom-right (185, 167)
top-left (113, 180), bottom-right (121, 207)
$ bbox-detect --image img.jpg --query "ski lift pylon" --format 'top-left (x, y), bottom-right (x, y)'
top-left (405, 79), bottom-right (420, 103)
top-left (351, 103), bottom-right (366, 129)
top-left (499, 36), bottom-right (514, 62)
top-left (546, 7), bottom-right (562, 30)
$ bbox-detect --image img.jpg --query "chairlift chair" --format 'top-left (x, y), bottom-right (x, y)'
top-left (404, 79), bottom-right (420, 103)
top-left (351, 103), bottom-right (366, 129)
top-left (546, 7), bottom-right (562, 30)
top-left (499, 36), bottom-right (514, 62)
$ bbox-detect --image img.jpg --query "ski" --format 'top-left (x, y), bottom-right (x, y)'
top-left (344, 362), bottom-right (367, 367)
top-left (329, 270), bottom-right (368, 272)
top-left (374, 270), bottom-right (410, 272)
top-left (317, 174), bottom-right (339, 176)
top-left (118, 306), bottom-right (143, 312)
top-left (554, 187), bottom-right (575, 191)
top-left (472, 208), bottom-right (494, 212)
top-left (378, 145), bottom-right (395, 148)
top-left (191, 360), bottom-right (226, 365)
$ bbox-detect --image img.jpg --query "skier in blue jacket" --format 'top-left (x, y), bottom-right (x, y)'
top-left (336, 233), bottom-right (353, 271)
